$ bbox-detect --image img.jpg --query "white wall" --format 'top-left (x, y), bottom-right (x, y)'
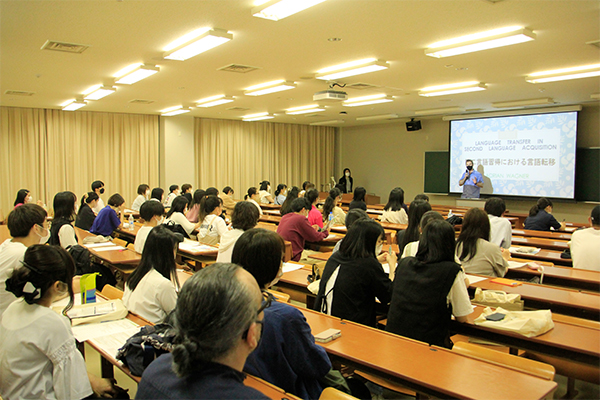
top-left (160, 114), bottom-right (196, 189)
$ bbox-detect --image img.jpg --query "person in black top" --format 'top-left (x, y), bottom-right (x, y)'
top-left (348, 187), bottom-right (367, 211)
top-left (314, 219), bottom-right (397, 327)
top-left (137, 263), bottom-right (270, 399)
top-left (75, 192), bottom-right (98, 231)
top-left (386, 219), bottom-right (472, 349)
top-left (524, 197), bottom-right (565, 231)
top-left (398, 200), bottom-right (432, 253)
top-left (338, 168), bottom-right (353, 193)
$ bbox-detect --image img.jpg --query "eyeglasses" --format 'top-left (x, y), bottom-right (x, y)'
top-left (242, 290), bottom-right (273, 339)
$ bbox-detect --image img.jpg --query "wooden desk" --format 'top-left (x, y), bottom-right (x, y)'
top-left (296, 306), bottom-right (556, 399)
top-left (277, 266), bottom-right (313, 305)
top-left (259, 214), bottom-right (282, 224)
top-left (506, 262), bottom-right (600, 292)
top-left (512, 236), bottom-right (569, 252)
top-left (509, 248), bottom-right (572, 267)
top-left (260, 203), bottom-right (282, 210)
top-left (75, 227), bottom-right (141, 266)
top-left (244, 375), bottom-right (302, 400)
top-left (513, 229), bottom-right (572, 240)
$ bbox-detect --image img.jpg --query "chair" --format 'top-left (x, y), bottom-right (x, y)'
top-left (112, 238), bottom-right (129, 248)
top-left (319, 387), bottom-right (358, 400)
top-left (100, 284), bottom-right (124, 300)
top-left (266, 289), bottom-right (290, 303)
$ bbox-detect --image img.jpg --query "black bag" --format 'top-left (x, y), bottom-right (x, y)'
top-left (446, 215), bottom-right (463, 226)
top-left (163, 220), bottom-right (190, 239)
top-left (67, 245), bottom-right (117, 290)
top-left (116, 324), bottom-right (176, 376)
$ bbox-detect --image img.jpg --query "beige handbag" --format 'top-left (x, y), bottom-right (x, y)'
top-left (474, 306), bottom-right (554, 338)
top-left (472, 287), bottom-right (524, 311)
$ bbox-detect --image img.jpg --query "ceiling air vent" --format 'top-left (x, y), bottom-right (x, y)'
top-left (226, 106), bottom-right (250, 111)
top-left (218, 64), bottom-right (260, 73)
top-left (41, 40), bottom-right (90, 53)
top-left (129, 99), bottom-right (155, 104)
top-left (4, 90), bottom-right (35, 96)
top-left (346, 82), bottom-right (380, 90)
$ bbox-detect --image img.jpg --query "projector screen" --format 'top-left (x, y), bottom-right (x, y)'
top-left (449, 111), bottom-right (578, 199)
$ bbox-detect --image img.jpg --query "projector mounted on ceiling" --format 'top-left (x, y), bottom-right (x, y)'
top-left (313, 90), bottom-right (348, 102)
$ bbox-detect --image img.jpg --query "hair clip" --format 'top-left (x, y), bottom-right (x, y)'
top-left (20, 260), bottom-right (43, 275)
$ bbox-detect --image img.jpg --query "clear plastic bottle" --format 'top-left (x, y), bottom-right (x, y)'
top-left (128, 214), bottom-right (134, 231)
top-left (448, 209), bottom-right (453, 218)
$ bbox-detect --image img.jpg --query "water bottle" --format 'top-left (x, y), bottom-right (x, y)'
top-left (328, 212), bottom-right (334, 226)
top-left (448, 209), bottom-right (453, 218)
top-left (128, 214), bottom-right (134, 231)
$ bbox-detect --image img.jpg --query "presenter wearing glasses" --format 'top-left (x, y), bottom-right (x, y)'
top-left (458, 159), bottom-right (483, 199)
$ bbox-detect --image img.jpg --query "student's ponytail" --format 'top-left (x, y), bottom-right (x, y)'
top-left (529, 197), bottom-right (552, 217)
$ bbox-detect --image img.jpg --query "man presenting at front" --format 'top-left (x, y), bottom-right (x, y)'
top-left (458, 159), bottom-right (483, 199)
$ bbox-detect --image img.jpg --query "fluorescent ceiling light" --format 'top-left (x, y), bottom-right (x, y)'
top-left (163, 28), bottom-right (232, 61)
top-left (196, 95), bottom-right (234, 107)
top-left (342, 94), bottom-right (393, 107)
top-left (526, 64), bottom-right (600, 83)
top-left (316, 58), bottom-right (389, 80)
top-left (419, 81), bottom-right (487, 97)
top-left (425, 26), bottom-right (535, 58)
top-left (356, 114), bottom-right (399, 121)
top-left (310, 120), bottom-right (345, 126)
top-left (244, 80), bottom-right (296, 96)
top-left (414, 107), bottom-right (465, 115)
top-left (161, 106), bottom-right (191, 116)
top-left (61, 100), bottom-right (86, 111)
top-left (83, 85), bottom-right (116, 100)
top-left (252, 0), bottom-right (327, 21)
top-left (243, 112), bottom-right (274, 121)
top-left (492, 98), bottom-right (554, 108)
top-left (285, 104), bottom-right (325, 115)
top-left (114, 64), bottom-right (159, 85)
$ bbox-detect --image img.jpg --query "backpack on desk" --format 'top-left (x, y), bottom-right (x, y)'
top-left (116, 323), bottom-right (176, 376)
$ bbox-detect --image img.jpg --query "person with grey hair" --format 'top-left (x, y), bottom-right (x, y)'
top-left (136, 263), bottom-right (270, 399)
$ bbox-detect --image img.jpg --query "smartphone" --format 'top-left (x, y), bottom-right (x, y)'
top-left (485, 312), bottom-right (506, 321)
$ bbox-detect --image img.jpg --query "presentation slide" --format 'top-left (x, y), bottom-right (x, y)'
top-left (449, 111), bottom-right (577, 199)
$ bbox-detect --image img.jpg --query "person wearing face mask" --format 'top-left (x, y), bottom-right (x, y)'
top-left (131, 184), bottom-right (150, 212)
top-left (91, 180), bottom-right (105, 214)
top-left (49, 191), bottom-right (79, 250)
top-left (0, 204), bottom-right (48, 318)
top-left (135, 201), bottom-right (166, 254)
top-left (13, 189), bottom-right (44, 209)
top-left (75, 192), bottom-right (98, 231)
top-left (164, 184), bottom-right (180, 208)
top-left (274, 184), bottom-right (287, 205)
top-left (233, 229), bottom-right (341, 400)
top-left (524, 197), bottom-right (566, 231)
top-left (338, 168), bottom-right (353, 194)
top-left (458, 159), bottom-right (483, 199)
top-left (258, 181), bottom-right (275, 204)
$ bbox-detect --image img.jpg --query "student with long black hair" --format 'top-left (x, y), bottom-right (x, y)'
top-left (380, 187), bottom-right (408, 224)
top-left (197, 195), bottom-right (228, 245)
top-left (274, 184), bottom-right (287, 205)
top-left (321, 187), bottom-right (346, 225)
top-left (1, 245), bottom-right (116, 399)
top-left (166, 196), bottom-right (202, 236)
top-left (348, 187), bottom-right (367, 211)
top-left (75, 191), bottom-right (98, 231)
top-left (280, 186), bottom-right (299, 216)
top-left (150, 187), bottom-right (164, 203)
top-left (49, 191), bottom-right (78, 249)
top-left (13, 189), bottom-right (44, 209)
top-left (524, 197), bottom-right (565, 231)
top-left (398, 200), bottom-right (432, 254)
top-left (186, 189), bottom-right (206, 223)
top-left (259, 181), bottom-right (275, 204)
top-left (123, 225), bottom-right (181, 324)
top-left (306, 189), bottom-right (323, 228)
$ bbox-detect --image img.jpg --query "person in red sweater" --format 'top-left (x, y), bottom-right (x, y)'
top-left (277, 198), bottom-right (329, 262)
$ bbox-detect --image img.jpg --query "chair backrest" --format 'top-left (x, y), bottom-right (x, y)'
top-left (319, 387), bottom-right (359, 400)
top-left (112, 238), bottom-right (129, 248)
top-left (452, 342), bottom-right (555, 380)
top-left (267, 289), bottom-right (290, 303)
top-left (101, 284), bottom-right (124, 300)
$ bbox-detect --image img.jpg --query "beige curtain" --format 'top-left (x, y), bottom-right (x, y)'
top-left (0, 106), bottom-right (159, 216)
top-left (195, 118), bottom-right (336, 197)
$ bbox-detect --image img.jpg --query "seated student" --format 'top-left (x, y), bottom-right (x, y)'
top-left (136, 263), bottom-right (269, 400)
top-left (135, 201), bottom-right (165, 254)
top-left (386, 219), bottom-right (472, 349)
top-left (91, 180), bottom-right (105, 214)
top-left (197, 196), bottom-right (228, 245)
top-left (219, 186), bottom-right (236, 215)
top-left (258, 181), bottom-right (275, 204)
top-left (524, 197), bottom-right (565, 231)
top-left (217, 202), bottom-right (259, 263)
top-left (485, 197), bottom-right (511, 249)
top-left (124, 226), bottom-right (181, 324)
top-left (131, 184), bottom-right (150, 212)
top-left (456, 208), bottom-right (509, 277)
top-left (331, 209), bottom-right (369, 254)
top-left (413, 193), bottom-right (429, 202)
top-left (1, 245), bottom-right (115, 399)
top-left (401, 211), bottom-right (444, 258)
top-left (280, 186), bottom-right (300, 216)
top-left (348, 187), bottom-right (367, 211)
top-left (398, 200), bottom-right (432, 254)
top-left (277, 198), bottom-right (328, 262)
top-left (300, 181), bottom-right (315, 198)
top-left (181, 183), bottom-right (193, 204)
top-left (274, 184), bottom-right (287, 205)
top-left (232, 229), bottom-right (335, 400)
top-left (186, 189), bottom-right (206, 223)
top-left (314, 219), bottom-right (396, 327)
top-left (90, 193), bottom-right (126, 237)
top-left (165, 196), bottom-right (202, 237)
top-left (75, 192), bottom-right (98, 231)
top-left (321, 187), bottom-right (346, 226)
top-left (306, 189), bottom-right (323, 228)
top-left (245, 187), bottom-right (264, 215)
top-left (205, 187), bottom-right (227, 220)
top-left (13, 189), bottom-right (44, 209)
top-left (380, 187), bottom-right (408, 225)
top-left (164, 184), bottom-right (180, 208)
top-left (569, 205), bottom-right (600, 271)
top-left (0, 204), bottom-right (48, 318)
top-left (150, 187), bottom-right (164, 203)
top-left (48, 191), bottom-right (78, 249)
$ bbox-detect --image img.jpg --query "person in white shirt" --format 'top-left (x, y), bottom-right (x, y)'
top-left (164, 184), bottom-right (180, 208)
top-left (165, 196), bottom-right (202, 237)
top-left (0, 204), bottom-right (48, 318)
top-left (245, 187), bottom-right (263, 215)
top-left (1, 245), bottom-right (115, 399)
top-left (91, 180), bottom-right (105, 214)
top-left (197, 195), bottom-right (229, 245)
top-left (258, 180), bottom-right (275, 204)
top-left (380, 187), bottom-right (408, 225)
top-left (274, 184), bottom-right (287, 205)
top-left (485, 197), bottom-right (512, 249)
top-left (48, 191), bottom-right (78, 250)
top-left (131, 184), bottom-right (150, 212)
top-left (217, 201), bottom-right (260, 263)
top-left (123, 225), bottom-right (181, 324)
top-left (401, 211), bottom-right (444, 258)
top-left (135, 201), bottom-right (165, 254)
top-left (569, 206), bottom-right (600, 271)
